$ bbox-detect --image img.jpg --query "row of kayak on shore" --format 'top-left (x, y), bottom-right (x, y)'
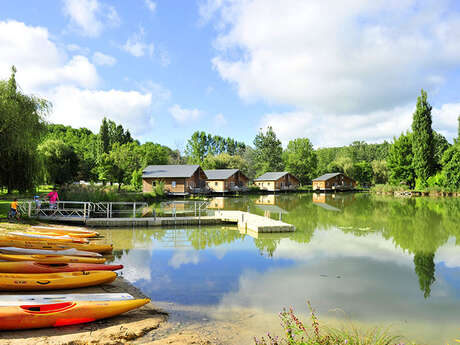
top-left (0, 226), bottom-right (150, 331)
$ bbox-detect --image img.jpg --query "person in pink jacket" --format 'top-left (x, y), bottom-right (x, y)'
top-left (47, 189), bottom-right (59, 209)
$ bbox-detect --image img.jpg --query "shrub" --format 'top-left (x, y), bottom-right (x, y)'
top-left (254, 302), bottom-right (403, 345)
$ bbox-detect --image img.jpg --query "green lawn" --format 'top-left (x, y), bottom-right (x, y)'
top-left (0, 201), bottom-right (10, 218)
top-left (0, 185), bottom-right (53, 200)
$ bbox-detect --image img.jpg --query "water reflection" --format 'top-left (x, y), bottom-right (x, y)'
top-left (102, 193), bottom-right (460, 344)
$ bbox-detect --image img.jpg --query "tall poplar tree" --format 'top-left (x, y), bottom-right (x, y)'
top-left (411, 90), bottom-right (435, 187)
top-left (253, 126), bottom-right (284, 174)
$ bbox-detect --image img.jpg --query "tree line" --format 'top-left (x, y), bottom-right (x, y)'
top-left (1, 67), bottom-right (459, 192)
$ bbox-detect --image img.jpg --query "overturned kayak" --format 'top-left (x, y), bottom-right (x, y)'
top-left (0, 246), bottom-right (102, 257)
top-left (0, 299), bottom-right (149, 330)
top-left (0, 239), bottom-right (113, 254)
top-left (0, 261), bottom-right (122, 273)
top-left (0, 271), bottom-right (116, 291)
top-left (7, 232), bottom-right (89, 244)
top-left (0, 254), bottom-right (106, 264)
top-left (0, 293), bottom-right (133, 306)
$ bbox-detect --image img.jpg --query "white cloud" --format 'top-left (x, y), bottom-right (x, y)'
top-left (49, 86), bottom-right (153, 134)
top-left (204, 0), bottom-right (460, 144)
top-left (63, 0), bottom-right (120, 37)
top-left (144, 0), bottom-right (157, 13)
top-left (123, 28), bottom-right (154, 58)
top-left (0, 20), bottom-right (167, 137)
top-left (169, 104), bottom-right (202, 124)
top-left (0, 20), bottom-right (99, 92)
top-left (213, 113), bottom-right (228, 128)
top-left (92, 51), bottom-right (117, 66)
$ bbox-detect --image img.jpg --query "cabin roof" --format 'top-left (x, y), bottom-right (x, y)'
top-left (312, 172), bottom-right (344, 181)
top-left (142, 165), bottom-right (200, 178)
top-left (204, 169), bottom-right (239, 180)
top-left (254, 172), bottom-right (289, 181)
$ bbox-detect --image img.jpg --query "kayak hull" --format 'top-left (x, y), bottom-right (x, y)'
top-left (0, 246), bottom-right (102, 257)
top-left (0, 271), bottom-right (116, 291)
top-left (0, 261), bottom-right (122, 273)
top-left (0, 238), bottom-right (113, 253)
top-left (0, 299), bottom-right (149, 330)
top-left (0, 293), bottom-right (133, 306)
top-left (7, 232), bottom-right (89, 244)
top-left (0, 254), bottom-right (106, 264)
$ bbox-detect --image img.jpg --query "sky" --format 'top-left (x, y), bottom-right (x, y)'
top-left (1, 0), bottom-right (460, 149)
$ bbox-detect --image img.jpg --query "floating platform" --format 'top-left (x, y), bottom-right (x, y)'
top-left (86, 211), bottom-right (295, 233)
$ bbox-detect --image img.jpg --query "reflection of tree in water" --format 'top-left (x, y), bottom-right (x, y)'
top-left (187, 228), bottom-right (245, 250)
top-left (413, 252), bottom-right (436, 298)
top-left (253, 238), bottom-right (280, 257)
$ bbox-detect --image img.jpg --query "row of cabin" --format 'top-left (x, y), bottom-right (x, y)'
top-left (141, 165), bottom-right (356, 195)
top-left (142, 165), bottom-right (301, 194)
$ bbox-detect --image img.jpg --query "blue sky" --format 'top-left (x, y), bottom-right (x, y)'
top-left (1, 0), bottom-right (460, 149)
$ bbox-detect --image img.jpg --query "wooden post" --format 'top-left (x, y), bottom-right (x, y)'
top-left (28, 202), bottom-right (31, 217)
top-left (133, 203), bottom-right (136, 218)
top-left (84, 203), bottom-right (87, 218)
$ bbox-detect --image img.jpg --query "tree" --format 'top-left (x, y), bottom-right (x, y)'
top-left (351, 161), bottom-right (373, 185)
top-left (412, 90), bottom-right (435, 187)
top-left (387, 132), bottom-right (415, 188)
top-left (253, 127), bottom-right (284, 175)
top-left (38, 139), bottom-right (79, 185)
top-left (186, 131), bottom-right (211, 164)
top-left (371, 160), bottom-right (389, 184)
top-left (441, 144), bottom-right (460, 190)
top-left (432, 131), bottom-right (449, 171)
top-left (0, 66), bottom-right (49, 192)
top-left (202, 153), bottom-right (248, 171)
top-left (283, 138), bottom-right (317, 184)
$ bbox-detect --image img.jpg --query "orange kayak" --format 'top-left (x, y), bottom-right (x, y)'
top-left (0, 271), bottom-right (116, 291)
top-left (0, 239), bottom-right (113, 254)
top-left (0, 261), bottom-right (122, 273)
top-left (31, 226), bottom-right (99, 237)
top-left (0, 254), bottom-right (106, 264)
top-left (0, 299), bottom-right (149, 330)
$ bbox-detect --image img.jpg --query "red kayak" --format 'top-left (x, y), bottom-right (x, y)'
top-left (0, 261), bottom-right (123, 273)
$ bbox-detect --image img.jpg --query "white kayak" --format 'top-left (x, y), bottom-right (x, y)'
top-left (0, 247), bottom-right (102, 258)
top-left (0, 293), bottom-right (134, 306)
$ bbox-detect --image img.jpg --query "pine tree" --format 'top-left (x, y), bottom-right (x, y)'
top-left (99, 117), bottom-right (110, 154)
top-left (411, 90), bottom-right (435, 188)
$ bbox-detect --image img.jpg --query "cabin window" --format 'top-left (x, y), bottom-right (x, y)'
top-left (152, 181), bottom-right (157, 187)
top-left (215, 182), bottom-right (218, 186)
top-left (172, 181), bottom-right (176, 188)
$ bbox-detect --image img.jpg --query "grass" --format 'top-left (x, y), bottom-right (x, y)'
top-left (0, 185), bottom-right (53, 200)
top-left (255, 302), bottom-right (409, 345)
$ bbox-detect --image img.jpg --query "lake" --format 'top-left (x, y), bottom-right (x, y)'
top-left (101, 193), bottom-right (460, 344)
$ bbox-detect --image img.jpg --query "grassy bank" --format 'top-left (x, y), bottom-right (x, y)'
top-left (371, 184), bottom-right (460, 196)
top-left (255, 303), bottom-right (412, 345)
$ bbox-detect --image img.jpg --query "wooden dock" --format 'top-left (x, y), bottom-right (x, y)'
top-left (86, 211), bottom-right (295, 233)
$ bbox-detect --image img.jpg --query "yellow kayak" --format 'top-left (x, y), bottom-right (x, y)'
top-left (0, 271), bottom-right (116, 291)
top-left (7, 232), bottom-right (89, 244)
top-left (0, 254), bottom-right (106, 264)
top-left (24, 230), bottom-right (98, 238)
top-left (0, 298), bottom-right (149, 329)
top-left (31, 226), bottom-right (99, 236)
top-left (0, 238), bottom-right (113, 254)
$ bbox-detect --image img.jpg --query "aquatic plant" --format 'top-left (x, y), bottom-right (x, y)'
top-left (254, 301), bottom-right (402, 345)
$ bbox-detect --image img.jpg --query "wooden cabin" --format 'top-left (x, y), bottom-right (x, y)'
top-left (254, 172), bottom-right (300, 191)
top-left (312, 173), bottom-right (356, 191)
top-left (142, 165), bottom-right (207, 195)
top-left (204, 169), bottom-right (249, 193)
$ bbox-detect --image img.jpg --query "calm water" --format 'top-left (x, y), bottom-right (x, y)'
top-left (101, 193), bottom-right (460, 344)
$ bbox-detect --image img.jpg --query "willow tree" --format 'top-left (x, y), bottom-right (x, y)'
top-left (0, 66), bottom-right (50, 192)
top-left (411, 90), bottom-right (435, 188)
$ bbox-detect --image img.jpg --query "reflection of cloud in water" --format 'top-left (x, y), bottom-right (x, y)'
top-left (212, 246), bottom-right (228, 260)
top-left (169, 249), bottom-right (200, 268)
top-left (117, 249), bottom-right (152, 282)
top-left (435, 237), bottom-right (460, 268)
top-left (216, 229), bottom-right (460, 344)
top-left (274, 228), bottom-right (412, 266)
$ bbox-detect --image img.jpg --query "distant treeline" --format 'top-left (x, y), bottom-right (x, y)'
top-left (1, 66), bottom-right (459, 193)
